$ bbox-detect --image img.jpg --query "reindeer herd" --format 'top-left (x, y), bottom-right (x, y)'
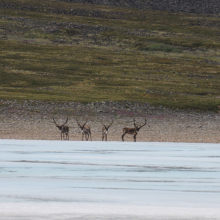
top-left (52, 117), bottom-right (148, 142)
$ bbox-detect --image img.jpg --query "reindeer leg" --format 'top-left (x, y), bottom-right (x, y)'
top-left (133, 133), bottom-right (137, 142)
top-left (105, 134), bottom-right (107, 141)
top-left (90, 131), bottom-right (92, 141)
top-left (102, 133), bottom-right (104, 141)
top-left (122, 132), bottom-right (126, 141)
top-left (82, 133), bottom-right (84, 141)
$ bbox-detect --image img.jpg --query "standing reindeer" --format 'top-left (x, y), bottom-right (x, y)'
top-left (122, 119), bottom-right (147, 142)
top-left (52, 117), bottom-right (69, 140)
top-left (76, 118), bottom-right (92, 141)
top-left (101, 119), bottom-right (113, 141)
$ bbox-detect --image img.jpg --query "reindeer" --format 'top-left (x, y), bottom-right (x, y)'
top-left (76, 118), bottom-right (92, 141)
top-left (52, 117), bottom-right (69, 140)
top-left (122, 119), bottom-right (147, 142)
top-left (101, 119), bottom-right (113, 141)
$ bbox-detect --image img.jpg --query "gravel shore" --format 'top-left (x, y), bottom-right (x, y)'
top-left (0, 100), bottom-right (219, 143)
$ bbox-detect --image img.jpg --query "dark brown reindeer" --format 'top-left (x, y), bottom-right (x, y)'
top-left (122, 119), bottom-right (147, 142)
top-left (52, 117), bottom-right (69, 140)
top-left (76, 118), bottom-right (92, 141)
top-left (101, 119), bottom-right (113, 141)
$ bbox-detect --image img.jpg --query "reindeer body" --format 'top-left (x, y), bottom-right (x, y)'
top-left (122, 119), bottom-right (147, 142)
top-left (101, 120), bottom-right (113, 141)
top-left (82, 125), bottom-right (92, 141)
top-left (59, 126), bottom-right (69, 140)
top-left (52, 117), bottom-right (69, 140)
top-left (102, 127), bottom-right (108, 141)
top-left (76, 119), bottom-right (92, 141)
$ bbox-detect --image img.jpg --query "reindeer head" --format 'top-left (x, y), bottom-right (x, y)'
top-left (76, 118), bottom-right (88, 132)
top-left (133, 119), bottom-right (147, 132)
top-left (101, 119), bottom-right (113, 134)
top-left (52, 117), bottom-right (68, 131)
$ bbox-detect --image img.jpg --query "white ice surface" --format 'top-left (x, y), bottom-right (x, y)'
top-left (0, 140), bottom-right (220, 220)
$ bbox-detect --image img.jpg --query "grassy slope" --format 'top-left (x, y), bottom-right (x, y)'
top-left (0, 0), bottom-right (219, 111)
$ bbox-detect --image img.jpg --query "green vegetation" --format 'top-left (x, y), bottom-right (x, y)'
top-left (0, 0), bottom-right (219, 111)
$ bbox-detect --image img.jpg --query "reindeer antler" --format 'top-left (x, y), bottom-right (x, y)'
top-left (76, 118), bottom-right (88, 128)
top-left (108, 119), bottom-right (113, 128)
top-left (52, 117), bottom-right (59, 126)
top-left (61, 117), bottom-right (68, 126)
top-left (101, 119), bottom-right (105, 127)
top-left (133, 118), bottom-right (137, 127)
top-left (139, 119), bottom-right (147, 129)
top-left (101, 119), bottom-right (113, 129)
top-left (82, 118), bottom-right (88, 127)
top-left (75, 118), bottom-right (81, 127)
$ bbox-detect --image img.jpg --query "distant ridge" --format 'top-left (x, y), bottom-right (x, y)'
top-left (60, 0), bottom-right (220, 14)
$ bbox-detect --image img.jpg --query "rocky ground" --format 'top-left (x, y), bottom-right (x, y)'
top-left (0, 100), bottom-right (219, 143)
top-left (60, 0), bottom-right (220, 15)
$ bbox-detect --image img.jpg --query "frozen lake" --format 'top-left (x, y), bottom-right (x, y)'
top-left (0, 140), bottom-right (220, 220)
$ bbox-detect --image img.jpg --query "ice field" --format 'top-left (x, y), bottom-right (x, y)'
top-left (0, 140), bottom-right (220, 220)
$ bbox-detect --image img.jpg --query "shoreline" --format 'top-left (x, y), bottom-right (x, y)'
top-left (1, 139), bottom-right (219, 145)
top-left (0, 100), bottom-right (219, 143)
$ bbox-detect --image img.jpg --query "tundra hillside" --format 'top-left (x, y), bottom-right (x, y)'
top-left (60, 0), bottom-right (220, 14)
top-left (0, 0), bottom-right (220, 142)
top-left (0, 0), bottom-right (220, 111)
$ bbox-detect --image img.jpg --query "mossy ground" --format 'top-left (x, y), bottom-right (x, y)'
top-left (0, 0), bottom-right (219, 111)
